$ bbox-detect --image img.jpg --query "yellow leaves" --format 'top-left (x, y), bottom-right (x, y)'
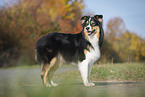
top-left (1, 0), bottom-right (84, 43)
top-left (129, 34), bottom-right (140, 51)
top-left (64, 13), bottom-right (75, 20)
top-left (141, 44), bottom-right (145, 56)
top-left (124, 30), bottom-right (130, 39)
top-left (105, 17), bottom-right (145, 62)
top-left (64, 4), bottom-right (73, 12)
top-left (0, 0), bottom-right (85, 66)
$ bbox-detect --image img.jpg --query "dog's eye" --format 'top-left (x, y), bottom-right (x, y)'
top-left (83, 23), bottom-right (87, 26)
top-left (84, 22), bottom-right (89, 26)
top-left (91, 23), bottom-right (96, 26)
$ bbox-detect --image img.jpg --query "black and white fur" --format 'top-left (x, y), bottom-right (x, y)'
top-left (35, 15), bottom-right (104, 87)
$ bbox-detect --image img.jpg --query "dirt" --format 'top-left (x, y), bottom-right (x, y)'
top-left (0, 67), bottom-right (145, 97)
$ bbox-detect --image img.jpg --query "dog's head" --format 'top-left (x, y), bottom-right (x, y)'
top-left (81, 15), bottom-right (104, 47)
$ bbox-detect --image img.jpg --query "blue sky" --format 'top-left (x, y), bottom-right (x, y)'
top-left (83, 0), bottom-right (145, 39)
top-left (0, 0), bottom-right (145, 38)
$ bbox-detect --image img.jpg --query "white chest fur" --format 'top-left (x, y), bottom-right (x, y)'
top-left (78, 34), bottom-right (100, 86)
top-left (86, 35), bottom-right (100, 63)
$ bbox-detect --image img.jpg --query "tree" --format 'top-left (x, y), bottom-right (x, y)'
top-left (105, 17), bottom-right (126, 42)
top-left (104, 17), bottom-right (145, 62)
top-left (0, 0), bottom-right (85, 67)
top-left (104, 17), bottom-right (126, 63)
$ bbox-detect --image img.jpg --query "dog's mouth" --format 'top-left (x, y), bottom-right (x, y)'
top-left (87, 29), bottom-right (95, 36)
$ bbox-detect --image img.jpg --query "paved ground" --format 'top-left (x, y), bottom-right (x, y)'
top-left (0, 67), bottom-right (145, 97)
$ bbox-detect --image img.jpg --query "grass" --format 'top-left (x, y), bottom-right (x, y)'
top-left (91, 63), bottom-right (145, 81)
top-left (54, 62), bottom-right (145, 82)
top-left (2, 62), bottom-right (145, 82)
top-left (4, 62), bottom-right (145, 81)
top-left (0, 63), bottom-right (145, 97)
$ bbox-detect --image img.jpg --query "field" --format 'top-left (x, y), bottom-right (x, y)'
top-left (0, 63), bottom-right (145, 97)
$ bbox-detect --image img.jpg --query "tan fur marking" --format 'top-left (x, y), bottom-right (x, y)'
top-left (84, 17), bottom-right (86, 19)
top-left (43, 54), bottom-right (63, 87)
top-left (48, 55), bottom-right (61, 83)
top-left (84, 27), bottom-right (89, 40)
top-left (81, 20), bottom-right (85, 24)
top-left (97, 32), bottom-right (100, 39)
top-left (98, 18), bottom-right (102, 23)
top-left (92, 26), bottom-right (100, 39)
top-left (91, 21), bottom-right (94, 24)
top-left (48, 62), bottom-right (60, 86)
top-left (86, 21), bottom-right (89, 24)
top-left (43, 57), bottom-right (56, 86)
top-left (84, 49), bottom-right (87, 56)
top-left (41, 63), bottom-right (48, 76)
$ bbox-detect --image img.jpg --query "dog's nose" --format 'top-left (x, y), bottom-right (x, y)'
top-left (86, 27), bottom-right (90, 30)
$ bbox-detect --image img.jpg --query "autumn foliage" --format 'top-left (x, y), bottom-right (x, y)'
top-left (100, 17), bottom-right (145, 63)
top-left (0, 0), bottom-right (84, 67)
top-left (0, 0), bottom-right (145, 67)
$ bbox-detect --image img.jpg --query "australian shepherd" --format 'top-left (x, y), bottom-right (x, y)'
top-left (35, 15), bottom-right (104, 87)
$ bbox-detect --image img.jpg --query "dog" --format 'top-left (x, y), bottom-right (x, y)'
top-left (35, 15), bottom-right (104, 87)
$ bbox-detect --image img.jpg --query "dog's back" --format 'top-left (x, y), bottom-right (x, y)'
top-left (35, 32), bottom-right (92, 64)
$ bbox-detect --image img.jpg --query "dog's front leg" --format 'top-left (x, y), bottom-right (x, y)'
top-left (88, 62), bottom-right (95, 86)
top-left (78, 60), bottom-right (95, 86)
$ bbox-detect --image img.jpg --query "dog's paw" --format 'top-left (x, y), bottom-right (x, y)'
top-left (51, 80), bottom-right (58, 87)
top-left (45, 83), bottom-right (52, 87)
top-left (84, 82), bottom-right (95, 87)
top-left (89, 82), bottom-right (95, 86)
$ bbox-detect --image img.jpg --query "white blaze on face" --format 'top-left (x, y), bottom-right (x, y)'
top-left (86, 18), bottom-right (93, 33)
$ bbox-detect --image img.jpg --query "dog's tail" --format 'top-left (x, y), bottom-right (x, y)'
top-left (35, 49), bottom-right (38, 62)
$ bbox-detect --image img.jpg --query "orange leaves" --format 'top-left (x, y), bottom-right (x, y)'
top-left (0, 0), bottom-right (85, 66)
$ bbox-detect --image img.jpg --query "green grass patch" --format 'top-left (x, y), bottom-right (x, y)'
top-left (55, 62), bottom-right (145, 82)
top-left (91, 63), bottom-right (145, 81)
top-left (2, 62), bottom-right (144, 82)
top-left (0, 63), bottom-right (145, 97)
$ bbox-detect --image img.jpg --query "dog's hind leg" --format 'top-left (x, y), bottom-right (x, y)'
top-left (43, 57), bottom-right (57, 87)
top-left (48, 54), bottom-right (62, 86)
top-left (40, 63), bottom-right (48, 83)
top-left (48, 61), bottom-right (60, 87)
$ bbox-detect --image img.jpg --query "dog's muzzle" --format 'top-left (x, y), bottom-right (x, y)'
top-left (87, 29), bottom-right (95, 36)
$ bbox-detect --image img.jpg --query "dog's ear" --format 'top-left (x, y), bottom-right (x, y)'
top-left (81, 16), bottom-right (90, 26)
top-left (99, 28), bottom-right (104, 47)
top-left (94, 15), bottom-right (104, 47)
top-left (94, 15), bottom-right (103, 23)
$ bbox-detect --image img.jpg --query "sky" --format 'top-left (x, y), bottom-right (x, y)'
top-left (0, 0), bottom-right (145, 38)
top-left (83, 0), bottom-right (145, 39)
